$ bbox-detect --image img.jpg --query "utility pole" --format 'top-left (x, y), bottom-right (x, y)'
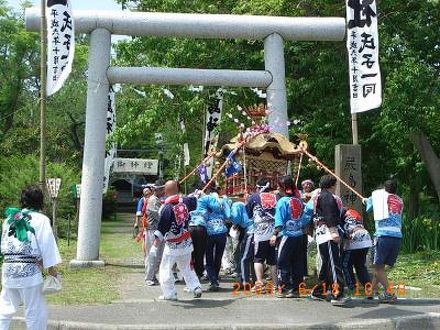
top-left (39, 0), bottom-right (47, 186)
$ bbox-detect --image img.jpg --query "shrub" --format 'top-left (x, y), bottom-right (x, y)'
top-left (0, 155), bottom-right (80, 238)
top-left (401, 216), bottom-right (440, 253)
top-left (102, 187), bottom-right (118, 220)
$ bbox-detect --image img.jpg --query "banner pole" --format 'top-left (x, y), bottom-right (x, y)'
top-left (352, 113), bottom-right (359, 145)
top-left (39, 0), bottom-right (47, 186)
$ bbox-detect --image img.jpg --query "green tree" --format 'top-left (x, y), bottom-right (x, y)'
top-left (113, 0), bottom-right (439, 215)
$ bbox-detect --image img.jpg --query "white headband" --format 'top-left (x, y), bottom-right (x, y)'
top-left (256, 182), bottom-right (270, 192)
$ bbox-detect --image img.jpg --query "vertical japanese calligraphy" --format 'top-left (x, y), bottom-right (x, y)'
top-left (46, 0), bottom-right (74, 96)
top-left (346, 0), bottom-right (382, 113)
top-left (335, 145), bottom-right (363, 213)
top-left (103, 87), bottom-right (116, 194)
top-left (203, 89), bottom-right (224, 177)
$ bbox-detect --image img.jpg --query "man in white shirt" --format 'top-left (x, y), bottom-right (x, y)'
top-left (0, 186), bottom-right (62, 330)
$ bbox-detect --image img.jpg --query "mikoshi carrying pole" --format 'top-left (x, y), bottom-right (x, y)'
top-left (201, 141), bottom-right (246, 193)
top-left (179, 152), bottom-right (215, 184)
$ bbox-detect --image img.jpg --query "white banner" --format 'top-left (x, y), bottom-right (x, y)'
top-left (46, 178), bottom-right (61, 199)
top-left (346, 0), bottom-right (382, 113)
top-left (203, 89), bottom-right (224, 177)
top-left (179, 119), bottom-right (190, 166)
top-left (46, 0), bottom-right (75, 96)
top-left (103, 87), bottom-right (116, 194)
top-left (113, 158), bottom-right (159, 175)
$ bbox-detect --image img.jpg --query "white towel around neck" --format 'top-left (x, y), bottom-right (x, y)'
top-left (372, 189), bottom-right (389, 221)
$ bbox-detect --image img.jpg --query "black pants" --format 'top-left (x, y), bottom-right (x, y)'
top-left (313, 240), bottom-right (345, 298)
top-left (240, 233), bottom-right (254, 284)
top-left (277, 235), bottom-right (305, 292)
top-left (205, 233), bottom-right (227, 285)
top-left (189, 225), bottom-right (208, 278)
top-left (342, 248), bottom-right (371, 290)
top-left (302, 234), bottom-right (308, 276)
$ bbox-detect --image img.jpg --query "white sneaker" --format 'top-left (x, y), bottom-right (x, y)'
top-left (145, 280), bottom-right (156, 286)
top-left (330, 297), bottom-right (347, 306)
top-left (158, 294), bottom-right (177, 301)
top-left (193, 287), bottom-right (202, 298)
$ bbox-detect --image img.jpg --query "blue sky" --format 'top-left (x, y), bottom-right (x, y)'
top-left (6, 0), bottom-right (122, 12)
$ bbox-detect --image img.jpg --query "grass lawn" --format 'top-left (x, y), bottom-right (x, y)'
top-left (46, 217), bottom-right (143, 305)
top-left (389, 250), bottom-right (440, 298)
top-left (305, 248), bottom-right (440, 298)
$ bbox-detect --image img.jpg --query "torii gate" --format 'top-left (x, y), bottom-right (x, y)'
top-left (25, 8), bottom-right (345, 267)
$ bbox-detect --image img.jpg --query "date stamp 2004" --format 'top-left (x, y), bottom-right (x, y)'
top-left (231, 281), bottom-right (407, 297)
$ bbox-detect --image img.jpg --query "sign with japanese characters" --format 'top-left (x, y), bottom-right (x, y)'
top-left (203, 89), bottom-right (224, 177)
top-left (346, 0), bottom-right (382, 113)
top-left (335, 144), bottom-right (363, 213)
top-left (103, 87), bottom-right (116, 193)
top-left (112, 158), bottom-right (159, 175)
top-left (46, 178), bottom-right (62, 199)
top-left (46, 0), bottom-right (74, 96)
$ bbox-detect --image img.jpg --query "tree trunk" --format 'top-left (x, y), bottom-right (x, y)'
top-left (411, 132), bottom-right (440, 204)
top-left (68, 113), bottom-right (84, 151)
top-left (408, 176), bottom-right (419, 219)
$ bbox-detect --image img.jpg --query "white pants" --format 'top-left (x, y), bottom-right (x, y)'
top-left (159, 252), bottom-right (200, 299)
top-left (144, 230), bottom-right (164, 282)
top-left (0, 284), bottom-right (47, 330)
top-left (221, 236), bottom-right (234, 272)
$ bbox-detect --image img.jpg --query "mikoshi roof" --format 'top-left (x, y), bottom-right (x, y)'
top-left (217, 132), bottom-right (307, 161)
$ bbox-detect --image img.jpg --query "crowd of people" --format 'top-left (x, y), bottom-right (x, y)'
top-left (136, 174), bottom-right (404, 307)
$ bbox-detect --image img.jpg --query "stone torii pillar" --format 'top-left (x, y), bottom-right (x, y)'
top-left (25, 9), bottom-right (345, 267)
top-left (70, 28), bottom-right (111, 267)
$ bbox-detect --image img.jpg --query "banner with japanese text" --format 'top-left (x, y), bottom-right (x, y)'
top-left (346, 0), bottom-right (382, 113)
top-left (46, 0), bottom-right (74, 96)
top-left (103, 87), bottom-right (116, 194)
top-left (203, 89), bottom-right (224, 177)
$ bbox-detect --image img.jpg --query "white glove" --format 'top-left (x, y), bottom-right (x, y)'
top-left (150, 245), bottom-right (158, 257)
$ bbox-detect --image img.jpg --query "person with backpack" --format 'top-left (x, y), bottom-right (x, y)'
top-left (309, 175), bottom-right (347, 306)
top-left (151, 180), bottom-right (202, 300)
top-left (271, 175), bottom-right (313, 298)
top-left (0, 186), bottom-right (61, 329)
